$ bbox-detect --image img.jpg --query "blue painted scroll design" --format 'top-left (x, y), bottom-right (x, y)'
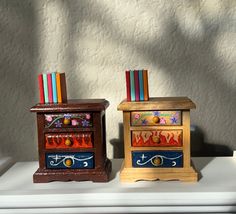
top-left (46, 152), bottom-right (94, 169)
top-left (132, 151), bottom-right (183, 168)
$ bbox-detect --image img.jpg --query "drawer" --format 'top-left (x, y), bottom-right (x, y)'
top-left (132, 130), bottom-right (182, 147)
top-left (46, 152), bottom-right (94, 169)
top-left (45, 132), bottom-right (93, 149)
top-left (131, 111), bottom-right (181, 126)
top-left (132, 151), bottom-right (183, 168)
top-left (44, 113), bottom-right (92, 129)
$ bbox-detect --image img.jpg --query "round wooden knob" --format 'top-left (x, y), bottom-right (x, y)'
top-left (65, 159), bottom-right (73, 167)
top-left (65, 138), bottom-right (72, 146)
top-left (152, 116), bottom-right (160, 124)
top-left (152, 136), bottom-right (160, 143)
top-left (63, 118), bottom-right (71, 125)
top-left (152, 157), bottom-right (162, 166)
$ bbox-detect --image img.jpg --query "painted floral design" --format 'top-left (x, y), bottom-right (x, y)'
top-left (45, 115), bottom-right (53, 122)
top-left (71, 119), bottom-right (79, 126)
top-left (134, 113), bottom-right (140, 120)
top-left (141, 119), bottom-right (148, 125)
top-left (159, 117), bottom-right (166, 124)
top-left (82, 120), bottom-right (89, 127)
top-left (153, 111), bottom-right (160, 116)
top-left (170, 116), bottom-right (178, 124)
top-left (55, 120), bottom-right (62, 127)
top-left (64, 114), bottom-right (72, 119)
top-left (85, 114), bottom-right (91, 120)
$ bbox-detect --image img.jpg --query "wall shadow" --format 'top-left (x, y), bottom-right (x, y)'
top-left (191, 125), bottom-right (233, 157)
top-left (110, 123), bottom-right (124, 158)
top-left (0, 1), bottom-right (38, 161)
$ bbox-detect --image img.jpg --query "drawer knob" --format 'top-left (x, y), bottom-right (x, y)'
top-left (152, 136), bottom-right (160, 143)
top-left (65, 158), bottom-right (73, 167)
top-left (65, 138), bottom-right (72, 146)
top-left (152, 116), bottom-right (160, 124)
top-left (152, 157), bottom-right (162, 166)
top-left (63, 118), bottom-right (71, 125)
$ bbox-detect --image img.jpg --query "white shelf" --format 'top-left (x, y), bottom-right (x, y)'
top-left (0, 157), bottom-right (236, 213)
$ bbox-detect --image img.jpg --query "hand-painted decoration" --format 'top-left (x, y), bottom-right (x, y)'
top-left (132, 130), bottom-right (182, 147)
top-left (45, 113), bottom-right (92, 128)
top-left (132, 151), bottom-right (183, 168)
top-left (46, 152), bottom-right (94, 169)
top-left (45, 132), bottom-right (93, 149)
top-left (131, 111), bottom-right (181, 126)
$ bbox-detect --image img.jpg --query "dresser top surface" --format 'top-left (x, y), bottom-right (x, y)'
top-left (117, 97), bottom-right (196, 111)
top-left (31, 99), bottom-right (109, 113)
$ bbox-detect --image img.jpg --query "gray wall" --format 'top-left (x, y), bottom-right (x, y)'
top-left (0, 0), bottom-right (235, 161)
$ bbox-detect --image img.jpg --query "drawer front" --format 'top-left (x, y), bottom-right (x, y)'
top-left (132, 151), bottom-right (183, 168)
top-left (44, 113), bottom-right (92, 129)
top-left (131, 111), bottom-right (181, 126)
top-left (46, 152), bottom-right (94, 169)
top-left (132, 130), bottom-right (182, 147)
top-left (45, 132), bottom-right (93, 149)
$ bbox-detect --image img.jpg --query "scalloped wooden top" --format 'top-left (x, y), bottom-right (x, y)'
top-left (117, 97), bottom-right (196, 111)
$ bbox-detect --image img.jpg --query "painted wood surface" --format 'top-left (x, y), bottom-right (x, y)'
top-left (46, 152), bottom-right (94, 169)
top-left (131, 111), bottom-right (181, 126)
top-left (132, 130), bottom-right (182, 147)
top-left (132, 151), bottom-right (183, 168)
top-left (44, 113), bottom-right (92, 129)
top-left (45, 132), bottom-right (93, 149)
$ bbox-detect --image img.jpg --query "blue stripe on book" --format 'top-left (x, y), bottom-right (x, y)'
top-left (51, 72), bottom-right (58, 103)
top-left (130, 70), bottom-right (135, 101)
top-left (139, 70), bottom-right (144, 101)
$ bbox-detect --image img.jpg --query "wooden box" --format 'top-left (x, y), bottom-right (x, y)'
top-left (117, 97), bottom-right (198, 182)
top-left (31, 99), bottom-right (111, 183)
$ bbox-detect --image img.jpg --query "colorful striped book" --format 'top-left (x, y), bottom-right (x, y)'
top-left (51, 72), bottom-right (58, 103)
top-left (130, 70), bottom-right (135, 101)
top-left (125, 70), bottom-right (131, 102)
top-left (43, 73), bottom-right (49, 103)
top-left (138, 70), bottom-right (144, 101)
top-left (38, 74), bottom-right (44, 104)
top-left (47, 73), bottom-right (53, 103)
top-left (134, 70), bottom-right (140, 101)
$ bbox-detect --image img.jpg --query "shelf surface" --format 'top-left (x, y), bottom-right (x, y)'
top-left (0, 157), bottom-right (236, 213)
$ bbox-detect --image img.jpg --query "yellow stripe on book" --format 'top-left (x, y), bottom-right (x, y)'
top-left (56, 72), bottom-right (62, 103)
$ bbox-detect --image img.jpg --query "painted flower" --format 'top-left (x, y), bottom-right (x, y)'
top-left (134, 113), bottom-right (140, 120)
top-left (153, 111), bottom-right (160, 116)
top-left (141, 119), bottom-right (148, 125)
top-left (45, 115), bottom-right (53, 122)
top-left (64, 113), bottom-right (72, 119)
top-left (85, 114), bottom-right (91, 120)
top-left (71, 119), bottom-right (79, 126)
top-left (159, 117), bottom-right (166, 124)
top-left (55, 120), bottom-right (62, 127)
top-left (170, 116), bottom-right (178, 124)
top-left (82, 120), bottom-right (89, 127)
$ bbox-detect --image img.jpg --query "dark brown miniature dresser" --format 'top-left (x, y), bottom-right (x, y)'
top-left (31, 99), bottom-right (111, 183)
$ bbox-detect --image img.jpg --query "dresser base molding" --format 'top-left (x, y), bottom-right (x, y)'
top-left (120, 161), bottom-right (198, 182)
top-left (33, 159), bottom-right (111, 183)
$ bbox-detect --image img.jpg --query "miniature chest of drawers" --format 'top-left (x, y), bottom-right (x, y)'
top-left (117, 97), bottom-right (198, 182)
top-left (31, 99), bottom-right (111, 183)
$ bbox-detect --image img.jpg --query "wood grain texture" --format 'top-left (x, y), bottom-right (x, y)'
top-left (117, 97), bottom-right (196, 111)
top-left (31, 99), bottom-right (109, 112)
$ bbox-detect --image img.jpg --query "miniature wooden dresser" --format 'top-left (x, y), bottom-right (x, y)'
top-left (117, 97), bottom-right (198, 182)
top-left (31, 99), bottom-right (111, 183)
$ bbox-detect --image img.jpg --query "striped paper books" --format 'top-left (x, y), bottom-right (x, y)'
top-left (38, 72), bottom-right (67, 104)
top-left (125, 69), bottom-right (149, 102)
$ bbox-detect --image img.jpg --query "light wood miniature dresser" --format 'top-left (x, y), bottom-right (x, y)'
top-left (117, 97), bottom-right (198, 182)
top-left (31, 99), bottom-right (111, 183)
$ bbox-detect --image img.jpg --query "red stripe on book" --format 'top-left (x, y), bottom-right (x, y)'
top-left (125, 70), bottom-right (131, 101)
top-left (38, 74), bottom-right (44, 104)
top-left (47, 73), bottom-right (53, 103)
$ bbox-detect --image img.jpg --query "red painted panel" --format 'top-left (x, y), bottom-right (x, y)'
top-left (132, 130), bottom-right (182, 147)
top-left (45, 132), bottom-right (93, 149)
